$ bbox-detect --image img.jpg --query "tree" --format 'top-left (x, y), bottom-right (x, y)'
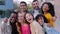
top-left (13, 2), bottom-right (20, 9)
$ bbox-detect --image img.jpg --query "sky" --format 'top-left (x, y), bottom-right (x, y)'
top-left (13, 0), bottom-right (33, 4)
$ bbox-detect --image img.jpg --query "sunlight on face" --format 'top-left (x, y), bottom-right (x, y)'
top-left (38, 17), bottom-right (44, 25)
top-left (26, 13), bottom-right (33, 23)
top-left (32, 1), bottom-right (39, 9)
top-left (18, 13), bottom-right (25, 23)
top-left (42, 4), bottom-right (49, 12)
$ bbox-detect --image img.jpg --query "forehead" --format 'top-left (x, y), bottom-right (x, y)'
top-left (43, 4), bottom-right (48, 6)
top-left (20, 3), bottom-right (25, 5)
top-left (39, 17), bottom-right (43, 19)
top-left (18, 13), bottom-right (24, 16)
top-left (26, 13), bottom-right (32, 16)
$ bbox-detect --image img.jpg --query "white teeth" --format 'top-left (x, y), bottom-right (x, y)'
top-left (29, 19), bottom-right (31, 21)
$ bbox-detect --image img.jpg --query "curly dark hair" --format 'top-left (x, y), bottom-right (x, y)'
top-left (41, 2), bottom-right (55, 17)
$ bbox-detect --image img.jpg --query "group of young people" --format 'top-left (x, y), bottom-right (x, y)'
top-left (1, 0), bottom-right (60, 34)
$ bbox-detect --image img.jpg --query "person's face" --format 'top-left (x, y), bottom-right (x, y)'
top-left (18, 13), bottom-right (24, 23)
top-left (10, 13), bottom-right (17, 23)
top-left (20, 3), bottom-right (27, 11)
top-left (32, 1), bottom-right (39, 9)
top-left (38, 17), bottom-right (44, 25)
top-left (42, 4), bottom-right (49, 12)
top-left (3, 18), bottom-right (8, 23)
top-left (26, 13), bottom-right (33, 23)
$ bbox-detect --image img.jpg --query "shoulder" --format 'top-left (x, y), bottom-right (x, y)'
top-left (32, 20), bottom-right (40, 26)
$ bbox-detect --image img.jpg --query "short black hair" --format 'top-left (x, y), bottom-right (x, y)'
top-left (20, 1), bottom-right (27, 6)
top-left (33, 0), bottom-right (38, 2)
top-left (35, 14), bottom-right (48, 23)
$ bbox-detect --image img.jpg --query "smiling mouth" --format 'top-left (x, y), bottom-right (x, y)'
top-left (28, 19), bottom-right (31, 21)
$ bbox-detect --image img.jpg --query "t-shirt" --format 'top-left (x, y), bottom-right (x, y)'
top-left (34, 10), bottom-right (40, 18)
top-left (21, 24), bottom-right (31, 34)
top-left (44, 13), bottom-right (55, 27)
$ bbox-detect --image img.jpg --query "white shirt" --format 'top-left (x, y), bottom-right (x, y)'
top-left (34, 10), bottom-right (40, 18)
top-left (1, 21), bottom-right (11, 34)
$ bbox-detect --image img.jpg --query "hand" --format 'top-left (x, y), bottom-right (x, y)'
top-left (46, 23), bottom-right (52, 27)
top-left (52, 16), bottom-right (57, 21)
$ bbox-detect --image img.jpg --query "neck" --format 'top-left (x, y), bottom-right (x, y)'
top-left (44, 11), bottom-right (48, 14)
top-left (20, 21), bottom-right (25, 25)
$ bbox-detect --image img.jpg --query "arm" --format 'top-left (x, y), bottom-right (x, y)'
top-left (1, 23), bottom-right (5, 34)
top-left (52, 16), bottom-right (57, 21)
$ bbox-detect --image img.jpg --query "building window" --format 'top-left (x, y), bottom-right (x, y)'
top-left (0, 0), bottom-right (5, 5)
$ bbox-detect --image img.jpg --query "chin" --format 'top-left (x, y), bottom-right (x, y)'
top-left (28, 21), bottom-right (31, 23)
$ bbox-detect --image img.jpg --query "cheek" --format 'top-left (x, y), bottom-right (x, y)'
top-left (38, 20), bottom-right (43, 24)
top-left (18, 18), bottom-right (21, 21)
top-left (24, 6), bottom-right (27, 8)
top-left (11, 19), bottom-right (15, 23)
top-left (38, 19), bottom-right (43, 22)
top-left (26, 17), bottom-right (29, 21)
top-left (18, 18), bottom-right (21, 23)
top-left (46, 7), bottom-right (49, 10)
top-left (36, 4), bottom-right (38, 6)
top-left (42, 7), bottom-right (45, 11)
top-left (38, 20), bottom-right (41, 23)
top-left (43, 6), bottom-right (46, 10)
top-left (26, 18), bottom-right (28, 21)
top-left (18, 17), bottom-right (20, 20)
top-left (21, 6), bottom-right (24, 9)
top-left (31, 16), bottom-right (33, 20)
top-left (33, 5), bottom-right (36, 7)
top-left (43, 7), bottom-right (48, 11)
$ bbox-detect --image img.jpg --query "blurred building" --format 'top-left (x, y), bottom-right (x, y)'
top-left (0, 0), bottom-right (13, 18)
top-left (0, 0), bottom-right (13, 9)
